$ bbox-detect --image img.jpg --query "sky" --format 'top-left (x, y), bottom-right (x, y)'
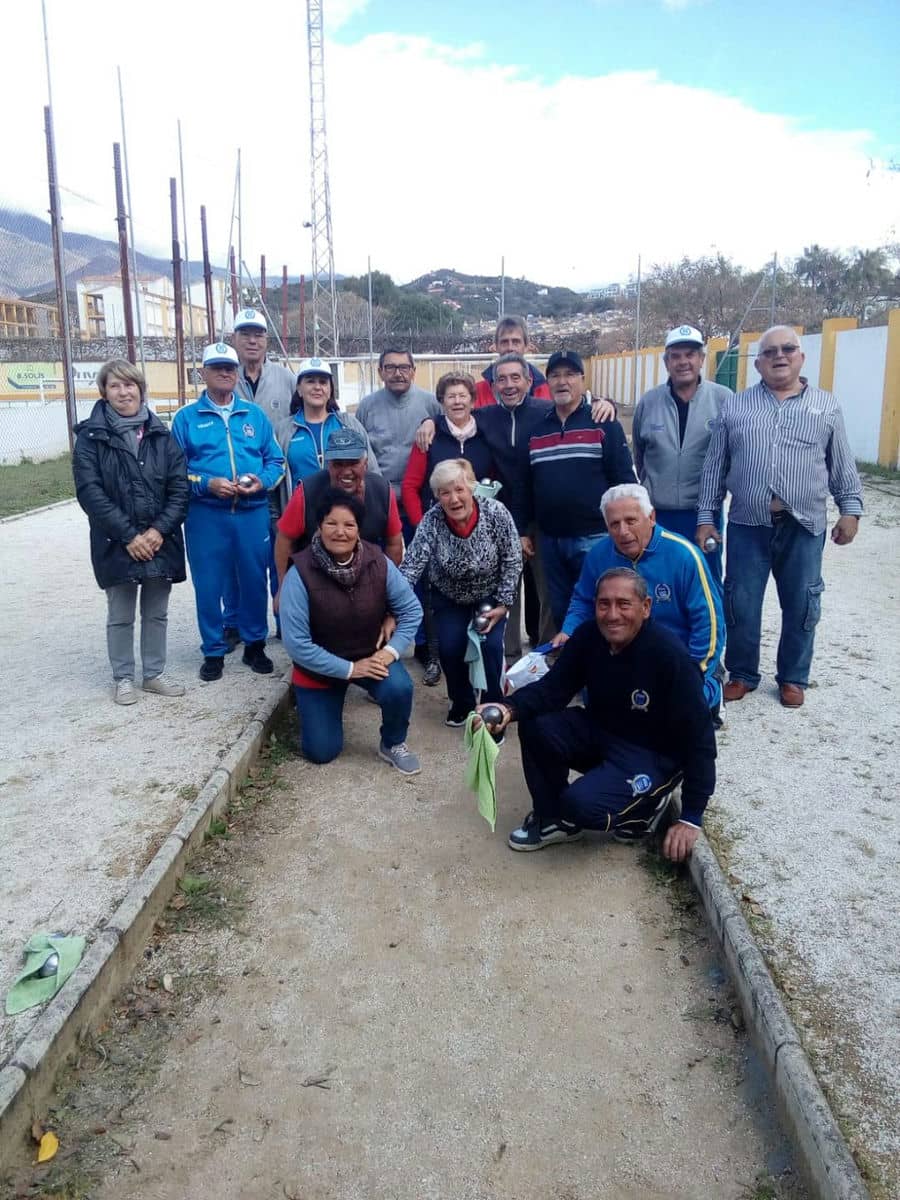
top-left (4, 0), bottom-right (899, 290)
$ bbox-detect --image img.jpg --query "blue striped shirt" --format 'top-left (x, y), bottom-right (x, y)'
top-left (696, 382), bottom-right (863, 535)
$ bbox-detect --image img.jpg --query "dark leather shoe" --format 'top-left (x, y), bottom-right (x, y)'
top-left (723, 679), bottom-right (754, 702)
top-left (779, 683), bottom-right (805, 707)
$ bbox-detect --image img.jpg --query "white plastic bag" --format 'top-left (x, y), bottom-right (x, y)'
top-left (504, 648), bottom-right (550, 694)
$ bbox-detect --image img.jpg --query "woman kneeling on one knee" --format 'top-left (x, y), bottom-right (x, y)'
top-left (401, 459), bottom-right (522, 727)
top-left (279, 487), bottom-right (423, 774)
top-left (72, 359), bottom-right (189, 705)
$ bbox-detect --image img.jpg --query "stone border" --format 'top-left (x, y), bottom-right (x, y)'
top-left (0, 676), bottom-right (292, 1172)
top-left (0, 498), bottom-right (77, 525)
top-left (689, 834), bottom-right (870, 1200)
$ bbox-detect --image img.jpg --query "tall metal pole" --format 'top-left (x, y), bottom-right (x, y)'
top-left (237, 147), bottom-right (243, 300)
top-left (500, 255), bottom-right (505, 317)
top-left (117, 66), bottom-right (145, 374)
top-left (229, 247), bottom-right (239, 317)
top-left (632, 254), bottom-right (642, 406)
top-left (113, 143), bottom-right (136, 362)
top-left (177, 121), bottom-right (198, 395)
top-left (367, 255), bottom-right (375, 392)
top-left (299, 273), bottom-right (306, 355)
top-left (307, 0), bottom-right (339, 355)
top-left (770, 251), bottom-right (778, 324)
top-left (260, 254), bottom-right (267, 306)
top-left (44, 106), bottom-right (76, 450)
top-left (282, 265), bottom-right (289, 345)
top-left (200, 205), bottom-right (215, 340)
top-left (170, 179), bottom-right (186, 405)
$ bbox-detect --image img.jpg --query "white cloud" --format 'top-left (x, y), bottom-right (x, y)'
top-left (3, 2), bottom-right (897, 292)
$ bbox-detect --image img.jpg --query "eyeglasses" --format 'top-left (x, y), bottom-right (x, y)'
top-left (758, 344), bottom-right (799, 359)
top-left (208, 364), bottom-right (238, 371)
top-left (382, 364), bottom-right (413, 374)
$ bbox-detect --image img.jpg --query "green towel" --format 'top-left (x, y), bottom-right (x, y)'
top-left (5, 932), bottom-right (85, 1015)
top-left (464, 713), bottom-right (500, 831)
top-left (465, 622), bottom-right (488, 692)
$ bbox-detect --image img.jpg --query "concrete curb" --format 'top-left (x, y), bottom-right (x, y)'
top-left (0, 498), bottom-right (77, 525)
top-left (689, 834), bottom-right (870, 1200)
top-left (0, 675), bottom-right (292, 1172)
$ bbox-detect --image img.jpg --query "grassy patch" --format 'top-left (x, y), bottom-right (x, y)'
top-left (0, 453), bottom-right (75, 517)
top-left (857, 459), bottom-right (900, 481)
top-left (167, 872), bottom-right (246, 931)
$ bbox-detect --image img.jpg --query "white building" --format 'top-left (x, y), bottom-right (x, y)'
top-left (75, 274), bottom-right (228, 340)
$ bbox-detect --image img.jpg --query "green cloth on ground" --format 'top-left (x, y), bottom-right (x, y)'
top-left (465, 621), bottom-right (487, 692)
top-left (464, 712), bottom-right (500, 831)
top-left (5, 932), bottom-right (86, 1015)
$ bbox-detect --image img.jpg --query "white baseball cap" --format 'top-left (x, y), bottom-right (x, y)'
top-left (202, 342), bottom-right (240, 368)
top-left (665, 325), bottom-right (704, 349)
top-left (233, 308), bottom-right (267, 332)
top-left (296, 356), bottom-right (333, 380)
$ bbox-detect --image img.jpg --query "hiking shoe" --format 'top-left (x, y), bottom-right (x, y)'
top-left (445, 706), bottom-right (469, 728)
top-left (142, 675), bottom-right (185, 697)
top-left (199, 656), bottom-right (224, 682)
top-left (422, 660), bottom-right (442, 687)
top-left (242, 641), bottom-right (274, 674)
top-left (114, 679), bottom-right (138, 706)
top-left (223, 627), bottom-right (241, 653)
top-left (508, 811), bottom-right (583, 852)
top-left (378, 741), bottom-right (421, 775)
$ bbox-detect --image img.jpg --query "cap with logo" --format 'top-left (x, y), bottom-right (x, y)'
top-left (324, 427), bottom-right (366, 462)
top-left (664, 325), bottom-right (704, 349)
top-left (202, 342), bottom-right (240, 368)
top-left (546, 349), bottom-right (585, 375)
top-left (296, 357), bottom-right (333, 381)
top-left (233, 308), bottom-right (267, 333)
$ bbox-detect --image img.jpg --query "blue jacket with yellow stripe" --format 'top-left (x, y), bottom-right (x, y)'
top-left (171, 391), bottom-right (285, 507)
top-left (561, 523), bottom-right (724, 708)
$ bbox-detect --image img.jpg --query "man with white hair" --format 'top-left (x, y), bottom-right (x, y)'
top-left (631, 324), bottom-right (732, 583)
top-left (696, 325), bottom-right (862, 708)
top-left (554, 484), bottom-right (724, 714)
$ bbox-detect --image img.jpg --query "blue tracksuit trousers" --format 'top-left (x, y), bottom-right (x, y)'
top-left (185, 502), bottom-right (271, 657)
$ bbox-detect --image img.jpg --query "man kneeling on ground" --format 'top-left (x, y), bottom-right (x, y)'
top-left (477, 568), bottom-right (716, 862)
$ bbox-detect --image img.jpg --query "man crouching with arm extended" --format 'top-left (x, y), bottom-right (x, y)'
top-left (476, 568), bottom-right (716, 862)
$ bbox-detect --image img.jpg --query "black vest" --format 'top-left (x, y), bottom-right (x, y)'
top-left (292, 542), bottom-right (388, 678)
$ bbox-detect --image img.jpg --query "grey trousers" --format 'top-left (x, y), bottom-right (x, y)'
top-left (106, 579), bottom-right (172, 681)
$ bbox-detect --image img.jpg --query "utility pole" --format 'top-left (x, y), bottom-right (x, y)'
top-left (632, 254), bottom-right (642, 406)
top-left (170, 179), bottom-right (186, 405)
top-left (770, 251), bottom-right (778, 324)
top-left (113, 143), bottom-right (136, 362)
top-left (306, 0), bottom-right (339, 355)
top-left (200, 205), bottom-right (215, 340)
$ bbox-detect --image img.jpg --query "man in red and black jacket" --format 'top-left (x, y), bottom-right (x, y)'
top-left (473, 315), bottom-right (550, 409)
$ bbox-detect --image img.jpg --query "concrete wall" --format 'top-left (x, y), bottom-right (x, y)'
top-left (833, 325), bottom-right (888, 463)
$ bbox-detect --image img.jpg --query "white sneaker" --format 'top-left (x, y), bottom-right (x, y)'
top-left (114, 679), bottom-right (138, 705)
top-left (142, 675), bottom-right (186, 697)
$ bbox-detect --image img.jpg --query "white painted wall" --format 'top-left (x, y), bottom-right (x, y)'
top-left (833, 326), bottom-right (887, 462)
top-left (745, 333), bottom-right (822, 389)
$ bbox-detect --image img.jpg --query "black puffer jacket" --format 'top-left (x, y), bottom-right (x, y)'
top-left (72, 400), bottom-right (189, 590)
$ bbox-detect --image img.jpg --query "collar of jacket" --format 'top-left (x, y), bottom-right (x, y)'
top-left (541, 396), bottom-right (589, 425)
top-left (76, 399), bottom-right (166, 441)
top-left (197, 389), bottom-right (250, 416)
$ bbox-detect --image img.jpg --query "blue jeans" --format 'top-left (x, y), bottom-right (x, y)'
top-left (724, 516), bottom-right (825, 689)
top-left (293, 660), bottom-right (413, 764)
top-left (655, 508), bottom-right (723, 588)
top-left (431, 588), bottom-right (506, 713)
top-left (538, 532), bottom-right (605, 629)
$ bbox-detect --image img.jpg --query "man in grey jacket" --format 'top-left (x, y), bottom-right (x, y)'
top-left (631, 325), bottom-right (732, 583)
top-left (231, 308), bottom-right (296, 426)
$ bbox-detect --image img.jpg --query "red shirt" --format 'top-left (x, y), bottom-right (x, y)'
top-left (278, 480), bottom-right (402, 541)
top-left (474, 374), bottom-right (551, 409)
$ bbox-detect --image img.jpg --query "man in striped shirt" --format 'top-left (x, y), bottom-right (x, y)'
top-left (696, 326), bottom-right (863, 708)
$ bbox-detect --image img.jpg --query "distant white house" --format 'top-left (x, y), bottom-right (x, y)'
top-left (75, 274), bottom-right (228, 340)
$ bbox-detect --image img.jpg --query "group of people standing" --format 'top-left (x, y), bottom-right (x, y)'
top-left (72, 310), bottom-right (862, 861)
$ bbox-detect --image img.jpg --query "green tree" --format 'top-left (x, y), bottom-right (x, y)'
top-left (340, 270), bottom-right (398, 308)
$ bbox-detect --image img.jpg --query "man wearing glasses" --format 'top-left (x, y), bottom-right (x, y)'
top-left (696, 325), bottom-right (862, 708)
top-left (171, 343), bottom-right (285, 682)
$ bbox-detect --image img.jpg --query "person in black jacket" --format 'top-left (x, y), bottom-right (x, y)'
top-left (72, 360), bottom-right (190, 705)
top-left (476, 567), bottom-right (716, 862)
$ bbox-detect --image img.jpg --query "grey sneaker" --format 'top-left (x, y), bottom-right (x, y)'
top-left (142, 675), bottom-right (186, 697)
top-left (378, 741), bottom-right (421, 776)
top-left (114, 679), bottom-right (138, 706)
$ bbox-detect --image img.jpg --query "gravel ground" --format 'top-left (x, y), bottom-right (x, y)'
top-left (1, 483), bottom-right (897, 1193)
top-left (707, 478), bottom-right (900, 1195)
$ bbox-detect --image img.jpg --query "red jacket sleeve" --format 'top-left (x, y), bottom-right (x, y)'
top-left (276, 483), bottom-right (306, 540)
top-left (474, 378), bottom-right (494, 409)
top-left (400, 446), bottom-right (428, 526)
top-left (385, 489), bottom-right (403, 537)
top-left (533, 382), bottom-right (551, 400)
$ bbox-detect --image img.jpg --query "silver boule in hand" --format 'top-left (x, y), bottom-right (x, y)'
top-left (480, 703), bottom-right (504, 729)
top-left (703, 536), bottom-right (718, 553)
top-left (238, 474), bottom-right (254, 488)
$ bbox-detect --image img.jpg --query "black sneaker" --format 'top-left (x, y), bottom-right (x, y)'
top-left (199, 656), bottom-right (224, 682)
top-left (422, 660), bottom-right (442, 687)
top-left (508, 811), bottom-right (583, 852)
top-left (242, 640), bottom-right (274, 674)
top-left (445, 706), bottom-right (469, 728)
top-left (223, 627), bottom-right (241, 654)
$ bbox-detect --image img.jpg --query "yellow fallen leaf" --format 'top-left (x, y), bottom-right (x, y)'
top-left (36, 1130), bottom-right (59, 1162)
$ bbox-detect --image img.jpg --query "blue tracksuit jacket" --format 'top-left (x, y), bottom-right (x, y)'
top-left (562, 523), bottom-right (724, 707)
top-left (171, 391), bottom-right (284, 505)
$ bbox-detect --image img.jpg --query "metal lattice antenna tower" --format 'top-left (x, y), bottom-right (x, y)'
top-left (307, 0), bottom-right (339, 356)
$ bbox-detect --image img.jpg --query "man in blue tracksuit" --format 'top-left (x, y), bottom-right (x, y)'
top-left (171, 342), bottom-right (285, 681)
top-left (555, 483), bottom-right (724, 713)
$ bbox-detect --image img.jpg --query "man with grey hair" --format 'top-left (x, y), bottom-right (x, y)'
top-left (697, 324), bottom-right (863, 708)
top-left (476, 567), bottom-right (717, 861)
top-left (632, 324), bottom-right (732, 583)
top-left (554, 483), bottom-right (724, 713)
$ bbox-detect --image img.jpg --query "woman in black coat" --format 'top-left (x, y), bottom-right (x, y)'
top-left (72, 360), bottom-right (190, 705)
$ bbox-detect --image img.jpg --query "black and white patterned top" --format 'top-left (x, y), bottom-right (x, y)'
top-left (400, 496), bottom-right (523, 608)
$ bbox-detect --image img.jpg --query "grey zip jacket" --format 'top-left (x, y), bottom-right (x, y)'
top-left (632, 379), bottom-right (733, 511)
